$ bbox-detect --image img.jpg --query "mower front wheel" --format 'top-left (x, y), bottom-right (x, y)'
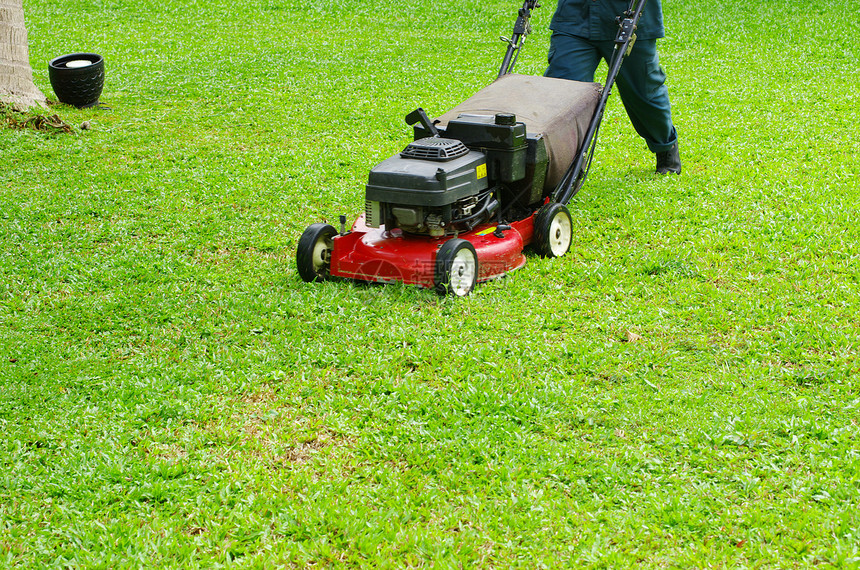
top-left (435, 239), bottom-right (478, 297)
top-left (533, 202), bottom-right (572, 258)
top-left (296, 223), bottom-right (337, 282)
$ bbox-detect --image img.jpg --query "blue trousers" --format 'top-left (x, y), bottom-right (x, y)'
top-left (545, 31), bottom-right (678, 153)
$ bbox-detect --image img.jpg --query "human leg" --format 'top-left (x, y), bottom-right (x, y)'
top-left (598, 39), bottom-right (678, 155)
top-left (544, 31), bottom-right (602, 82)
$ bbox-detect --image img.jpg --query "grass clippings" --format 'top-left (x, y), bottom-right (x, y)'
top-left (1, 101), bottom-right (73, 134)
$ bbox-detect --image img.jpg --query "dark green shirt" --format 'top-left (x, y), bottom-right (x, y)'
top-left (549, 0), bottom-right (665, 40)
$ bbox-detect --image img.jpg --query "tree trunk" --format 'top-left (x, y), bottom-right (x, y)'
top-left (0, 0), bottom-right (46, 110)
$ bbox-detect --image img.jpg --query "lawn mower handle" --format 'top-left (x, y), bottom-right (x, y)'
top-left (553, 0), bottom-right (649, 205)
top-left (498, 0), bottom-right (541, 78)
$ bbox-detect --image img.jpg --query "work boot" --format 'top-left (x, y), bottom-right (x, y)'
top-left (656, 143), bottom-right (681, 174)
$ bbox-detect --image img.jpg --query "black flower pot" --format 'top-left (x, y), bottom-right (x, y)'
top-left (48, 53), bottom-right (105, 108)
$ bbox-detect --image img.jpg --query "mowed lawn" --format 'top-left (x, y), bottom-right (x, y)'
top-left (2, 0), bottom-right (858, 566)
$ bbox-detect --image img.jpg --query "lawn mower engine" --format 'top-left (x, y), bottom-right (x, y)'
top-left (364, 110), bottom-right (542, 237)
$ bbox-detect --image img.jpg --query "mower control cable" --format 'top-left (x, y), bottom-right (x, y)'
top-left (553, 0), bottom-right (648, 205)
top-left (454, 189), bottom-right (499, 232)
top-left (498, 0), bottom-right (541, 78)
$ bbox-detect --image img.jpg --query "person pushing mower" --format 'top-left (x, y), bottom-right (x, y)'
top-left (545, 0), bottom-right (681, 174)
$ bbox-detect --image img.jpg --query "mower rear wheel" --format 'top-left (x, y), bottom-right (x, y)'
top-left (534, 202), bottom-right (572, 258)
top-left (296, 223), bottom-right (337, 282)
top-left (435, 239), bottom-right (478, 297)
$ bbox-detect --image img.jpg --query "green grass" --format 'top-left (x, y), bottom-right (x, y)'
top-left (2, 0), bottom-right (859, 566)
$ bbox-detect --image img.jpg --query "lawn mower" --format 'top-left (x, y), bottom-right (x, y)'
top-left (297, 0), bottom-right (647, 296)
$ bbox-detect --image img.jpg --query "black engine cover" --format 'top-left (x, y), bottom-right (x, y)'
top-left (365, 141), bottom-right (488, 208)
